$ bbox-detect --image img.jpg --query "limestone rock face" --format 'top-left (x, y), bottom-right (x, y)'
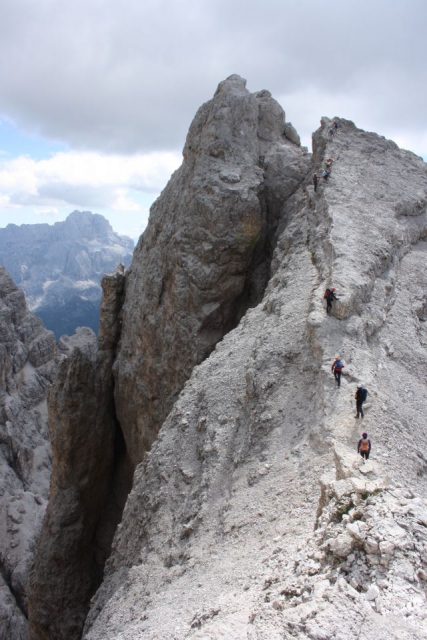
top-left (0, 265), bottom-right (61, 639)
top-left (28, 265), bottom-right (131, 640)
top-left (0, 210), bottom-right (134, 338)
top-left (114, 74), bottom-right (309, 465)
top-left (83, 109), bottom-right (427, 639)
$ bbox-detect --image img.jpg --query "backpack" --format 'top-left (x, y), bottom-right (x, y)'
top-left (334, 359), bottom-right (342, 370)
top-left (324, 288), bottom-right (331, 299)
top-left (360, 438), bottom-right (370, 452)
top-left (360, 388), bottom-right (368, 401)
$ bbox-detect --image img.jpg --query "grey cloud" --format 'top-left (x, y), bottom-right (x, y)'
top-left (10, 183), bottom-right (116, 208)
top-left (0, 0), bottom-right (426, 154)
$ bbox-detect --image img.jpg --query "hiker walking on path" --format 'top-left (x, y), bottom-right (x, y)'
top-left (323, 157), bottom-right (333, 172)
top-left (357, 432), bottom-right (371, 461)
top-left (355, 384), bottom-right (368, 418)
top-left (321, 157), bottom-right (333, 182)
top-left (331, 355), bottom-right (344, 387)
top-left (324, 287), bottom-right (338, 314)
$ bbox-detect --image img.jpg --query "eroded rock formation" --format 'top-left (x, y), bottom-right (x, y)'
top-left (27, 74), bottom-right (310, 640)
top-left (81, 96), bottom-right (427, 638)
top-left (0, 265), bottom-right (61, 639)
top-left (28, 265), bottom-right (132, 640)
top-left (114, 74), bottom-right (309, 465)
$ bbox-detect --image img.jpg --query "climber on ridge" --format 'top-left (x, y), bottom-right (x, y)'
top-left (357, 432), bottom-right (371, 461)
top-left (323, 157), bottom-right (333, 172)
top-left (331, 355), bottom-right (344, 387)
top-left (355, 384), bottom-right (368, 418)
top-left (321, 158), bottom-right (333, 182)
top-left (324, 287), bottom-right (338, 314)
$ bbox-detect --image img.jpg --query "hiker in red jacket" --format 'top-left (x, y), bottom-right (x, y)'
top-left (357, 432), bottom-right (371, 461)
top-left (331, 355), bottom-right (344, 387)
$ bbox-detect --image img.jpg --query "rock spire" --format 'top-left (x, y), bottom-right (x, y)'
top-left (114, 73), bottom-right (309, 466)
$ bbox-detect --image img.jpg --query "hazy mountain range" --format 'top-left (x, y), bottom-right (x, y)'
top-left (0, 211), bottom-right (134, 337)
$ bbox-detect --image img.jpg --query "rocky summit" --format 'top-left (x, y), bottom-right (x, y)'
top-left (0, 211), bottom-right (134, 338)
top-left (9, 73), bottom-right (427, 640)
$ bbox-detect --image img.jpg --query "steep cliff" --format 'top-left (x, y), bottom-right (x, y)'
top-left (0, 211), bottom-right (134, 338)
top-left (27, 74), bottom-right (310, 639)
top-left (114, 74), bottom-right (309, 465)
top-left (0, 265), bottom-right (71, 639)
top-left (28, 266), bottom-right (133, 640)
top-left (81, 97), bottom-right (427, 638)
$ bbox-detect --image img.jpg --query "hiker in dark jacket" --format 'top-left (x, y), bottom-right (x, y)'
top-left (324, 287), bottom-right (338, 314)
top-left (355, 384), bottom-right (368, 418)
top-left (313, 173), bottom-right (320, 192)
top-left (357, 432), bottom-right (371, 460)
top-left (331, 355), bottom-right (344, 387)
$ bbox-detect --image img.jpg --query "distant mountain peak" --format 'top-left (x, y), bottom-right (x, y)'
top-left (0, 211), bottom-right (134, 338)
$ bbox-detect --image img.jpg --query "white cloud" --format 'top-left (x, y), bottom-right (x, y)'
top-left (34, 207), bottom-right (59, 217)
top-left (112, 189), bottom-right (140, 212)
top-left (0, 150), bottom-right (181, 211)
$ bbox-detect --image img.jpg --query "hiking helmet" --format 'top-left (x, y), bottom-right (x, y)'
top-left (357, 383), bottom-right (362, 388)
top-left (332, 288), bottom-right (336, 291)
top-left (362, 432), bottom-right (368, 438)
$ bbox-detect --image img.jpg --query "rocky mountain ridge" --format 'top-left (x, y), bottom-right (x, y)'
top-left (0, 211), bottom-right (134, 338)
top-left (0, 263), bottom-right (95, 638)
top-left (13, 74), bottom-right (427, 639)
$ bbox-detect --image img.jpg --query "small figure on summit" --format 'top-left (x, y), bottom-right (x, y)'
top-left (355, 384), bottom-right (368, 418)
top-left (331, 355), bottom-right (344, 387)
top-left (357, 432), bottom-right (371, 461)
top-left (333, 119), bottom-right (339, 131)
top-left (324, 287), bottom-right (338, 314)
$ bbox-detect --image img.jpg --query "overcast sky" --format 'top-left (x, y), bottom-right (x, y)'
top-left (0, 0), bottom-right (426, 239)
